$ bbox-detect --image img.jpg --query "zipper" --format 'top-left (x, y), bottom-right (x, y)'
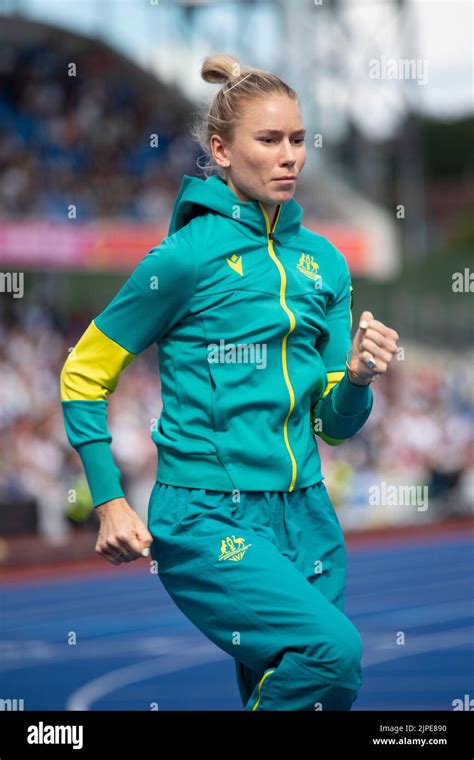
top-left (258, 201), bottom-right (297, 492)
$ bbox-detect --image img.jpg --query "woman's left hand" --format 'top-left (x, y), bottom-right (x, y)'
top-left (347, 310), bottom-right (399, 386)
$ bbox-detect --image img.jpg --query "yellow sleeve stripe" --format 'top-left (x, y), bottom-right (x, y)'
top-left (60, 320), bottom-right (137, 401)
top-left (322, 370), bottom-right (345, 398)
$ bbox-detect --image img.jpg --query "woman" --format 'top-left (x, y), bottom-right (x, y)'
top-left (60, 53), bottom-right (399, 711)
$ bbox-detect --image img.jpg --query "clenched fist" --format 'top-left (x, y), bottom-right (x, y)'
top-left (347, 311), bottom-right (399, 386)
top-left (95, 498), bottom-right (153, 565)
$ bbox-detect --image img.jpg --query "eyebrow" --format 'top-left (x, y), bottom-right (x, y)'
top-left (253, 129), bottom-right (307, 136)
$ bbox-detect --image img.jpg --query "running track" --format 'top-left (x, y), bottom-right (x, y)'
top-left (1, 529), bottom-right (473, 710)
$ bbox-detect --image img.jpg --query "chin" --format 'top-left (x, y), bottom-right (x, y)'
top-left (273, 187), bottom-right (295, 201)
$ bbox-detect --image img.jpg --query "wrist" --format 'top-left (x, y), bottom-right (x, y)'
top-left (96, 497), bottom-right (128, 512)
top-left (345, 350), bottom-right (374, 387)
top-left (345, 364), bottom-right (371, 386)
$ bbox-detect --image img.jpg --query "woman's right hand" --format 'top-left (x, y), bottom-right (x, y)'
top-left (94, 497), bottom-right (153, 565)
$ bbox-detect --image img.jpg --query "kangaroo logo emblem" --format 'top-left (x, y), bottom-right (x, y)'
top-left (226, 254), bottom-right (244, 277)
top-left (218, 534), bottom-right (252, 562)
top-left (297, 253), bottom-right (321, 283)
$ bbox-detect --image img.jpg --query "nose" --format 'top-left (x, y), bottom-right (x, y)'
top-left (280, 139), bottom-right (297, 167)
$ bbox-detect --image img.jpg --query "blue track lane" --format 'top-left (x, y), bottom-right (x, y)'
top-left (1, 533), bottom-right (473, 710)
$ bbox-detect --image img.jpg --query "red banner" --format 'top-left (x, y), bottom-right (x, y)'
top-left (0, 218), bottom-right (371, 273)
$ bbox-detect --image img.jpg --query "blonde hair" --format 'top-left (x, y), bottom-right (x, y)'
top-left (191, 53), bottom-right (299, 178)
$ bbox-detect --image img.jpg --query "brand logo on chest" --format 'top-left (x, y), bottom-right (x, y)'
top-left (296, 253), bottom-right (321, 284)
top-left (226, 254), bottom-right (244, 276)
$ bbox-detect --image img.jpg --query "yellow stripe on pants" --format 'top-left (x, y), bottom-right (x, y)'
top-left (251, 669), bottom-right (276, 711)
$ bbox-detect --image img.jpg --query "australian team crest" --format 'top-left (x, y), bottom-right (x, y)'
top-left (297, 253), bottom-right (321, 284)
top-left (218, 534), bottom-right (252, 562)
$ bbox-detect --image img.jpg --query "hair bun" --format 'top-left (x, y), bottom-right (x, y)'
top-left (201, 53), bottom-right (246, 85)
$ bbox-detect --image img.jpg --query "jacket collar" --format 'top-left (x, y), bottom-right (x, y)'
top-left (168, 174), bottom-right (303, 242)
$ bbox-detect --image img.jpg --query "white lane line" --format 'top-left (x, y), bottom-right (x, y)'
top-left (350, 599), bottom-right (474, 622)
top-left (348, 576), bottom-right (473, 603)
top-left (67, 628), bottom-right (473, 710)
top-left (361, 626), bottom-right (474, 668)
top-left (0, 635), bottom-right (198, 673)
top-left (66, 647), bottom-right (229, 711)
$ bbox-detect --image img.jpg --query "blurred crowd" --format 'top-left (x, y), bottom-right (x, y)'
top-left (322, 353), bottom-right (474, 529)
top-left (0, 304), bottom-right (472, 540)
top-left (0, 40), bottom-right (198, 221)
top-left (0, 304), bottom-right (160, 539)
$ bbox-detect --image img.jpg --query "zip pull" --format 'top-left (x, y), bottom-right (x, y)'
top-left (268, 231), bottom-right (281, 246)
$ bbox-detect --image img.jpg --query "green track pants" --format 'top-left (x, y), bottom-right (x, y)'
top-left (147, 480), bottom-right (363, 711)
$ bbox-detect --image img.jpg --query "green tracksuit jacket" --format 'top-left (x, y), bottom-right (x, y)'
top-left (60, 174), bottom-right (373, 508)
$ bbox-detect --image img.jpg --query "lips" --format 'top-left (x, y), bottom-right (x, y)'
top-left (274, 176), bottom-right (296, 181)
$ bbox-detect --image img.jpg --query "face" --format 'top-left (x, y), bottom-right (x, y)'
top-left (210, 94), bottom-right (306, 206)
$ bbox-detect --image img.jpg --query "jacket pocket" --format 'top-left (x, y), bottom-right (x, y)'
top-left (207, 361), bottom-right (227, 433)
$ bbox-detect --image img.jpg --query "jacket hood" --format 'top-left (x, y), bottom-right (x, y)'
top-left (168, 174), bottom-right (304, 241)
